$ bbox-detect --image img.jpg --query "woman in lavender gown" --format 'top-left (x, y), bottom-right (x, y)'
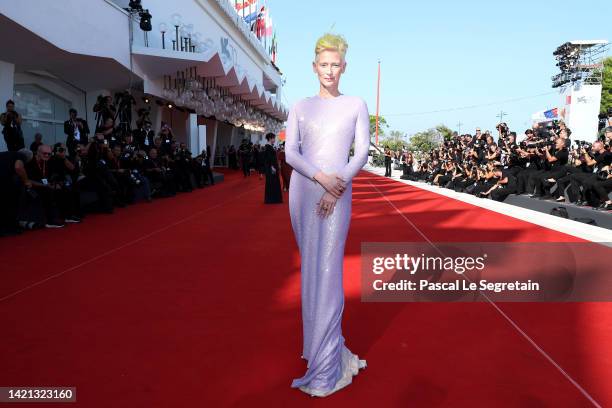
top-left (285, 33), bottom-right (370, 397)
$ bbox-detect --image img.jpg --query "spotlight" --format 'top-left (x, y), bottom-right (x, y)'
top-left (139, 9), bottom-right (152, 32)
top-left (142, 96), bottom-right (150, 104)
top-left (129, 0), bottom-right (143, 10)
top-left (167, 103), bottom-right (173, 109)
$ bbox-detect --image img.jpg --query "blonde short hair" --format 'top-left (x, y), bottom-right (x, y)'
top-left (315, 33), bottom-right (348, 60)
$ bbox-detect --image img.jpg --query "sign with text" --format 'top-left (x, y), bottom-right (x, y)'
top-left (361, 242), bottom-right (612, 302)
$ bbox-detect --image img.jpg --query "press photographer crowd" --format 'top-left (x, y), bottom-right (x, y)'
top-left (379, 116), bottom-right (612, 211)
top-left (0, 95), bottom-right (224, 236)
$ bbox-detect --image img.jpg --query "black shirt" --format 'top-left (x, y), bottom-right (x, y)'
top-left (501, 169), bottom-right (517, 187)
top-left (593, 151), bottom-right (612, 173)
top-left (551, 148), bottom-right (568, 168)
top-left (25, 158), bottom-right (49, 183)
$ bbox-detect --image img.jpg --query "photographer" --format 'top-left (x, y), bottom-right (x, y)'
top-left (552, 140), bottom-right (594, 202)
top-left (531, 137), bottom-right (569, 199)
top-left (97, 117), bottom-right (118, 146)
top-left (143, 147), bottom-right (176, 197)
top-left (471, 162), bottom-right (497, 196)
top-left (0, 148), bottom-right (33, 235)
top-left (589, 168), bottom-right (612, 210)
top-left (400, 151), bottom-right (415, 180)
top-left (64, 108), bottom-right (90, 157)
top-left (158, 124), bottom-right (175, 156)
top-left (48, 143), bottom-right (82, 223)
top-left (495, 122), bottom-right (509, 145)
top-left (484, 143), bottom-right (501, 164)
top-left (481, 166), bottom-right (518, 202)
top-left (568, 140), bottom-right (611, 206)
top-left (1, 100), bottom-right (25, 152)
top-left (109, 144), bottom-right (150, 204)
top-left (93, 95), bottom-right (116, 131)
top-left (198, 146), bottom-right (214, 187)
top-left (446, 162), bottom-right (468, 191)
top-left (134, 108), bottom-right (154, 149)
top-left (174, 142), bottom-right (195, 192)
top-left (454, 163), bottom-right (478, 193)
top-left (433, 161), bottom-right (454, 187)
top-left (24, 145), bottom-right (69, 228)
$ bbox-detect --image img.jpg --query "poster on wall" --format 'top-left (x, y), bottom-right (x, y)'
top-left (561, 83), bottom-right (603, 141)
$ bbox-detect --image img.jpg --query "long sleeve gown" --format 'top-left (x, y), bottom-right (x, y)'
top-left (285, 94), bottom-right (370, 397)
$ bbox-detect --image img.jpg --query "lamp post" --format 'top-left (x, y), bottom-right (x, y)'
top-left (171, 13), bottom-right (182, 51)
top-left (159, 23), bottom-right (167, 49)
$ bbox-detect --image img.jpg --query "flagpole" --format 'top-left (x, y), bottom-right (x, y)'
top-left (376, 60), bottom-right (381, 145)
top-left (263, 0), bottom-right (268, 49)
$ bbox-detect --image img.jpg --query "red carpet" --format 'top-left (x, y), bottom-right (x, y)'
top-left (0, 170), bottom-right (610, 407)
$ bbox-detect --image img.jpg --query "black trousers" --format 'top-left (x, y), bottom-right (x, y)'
top-left (525, 169), bottom-right (546, 195)
top-left (203, 166), bottom-right (214, 185)
top-left (515, 167), bottom-right (536, 194)
top-left (553, 167), bottom-right (583, 199)
top-left (534, 166), bottom-right (569, 196)
top-left (568, 172), bottom-right (597, 203)
top-left (242, 159), bottom-right (251, 177)
top-left (451, 178), bottom-right (472, 192)
top-left (582, 176), bottom-right (612, 205)
top-left (591, 178), bottom-right (612, 202)
top-left (437, 175), bottom-right (452, 187)
top-left (491, 184), bottom-right (517, 202)
top-left (0, 178), bottom-right (20, 231)
top-left (385, 160), bottom-right (392, 176)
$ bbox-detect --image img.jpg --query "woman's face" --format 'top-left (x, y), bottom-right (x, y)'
top-left (313, 50), bottom-right (346, 90)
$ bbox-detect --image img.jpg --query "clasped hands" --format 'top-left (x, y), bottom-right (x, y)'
top-left (314, 171), bottom-right (347, 218)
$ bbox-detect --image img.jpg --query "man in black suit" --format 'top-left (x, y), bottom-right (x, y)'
top-left (64, 108), bottom-right (90, 157)
top-left (263, 133), bottom-right (282, 204)
top-left (1, 100), bottom-right (25, 152)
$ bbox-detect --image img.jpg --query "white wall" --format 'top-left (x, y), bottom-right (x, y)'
top-left (15, 73), bottom-right (87, 120)
top-left (129, 0), bottom-right (278, 90)
top-left (561, 84), bottom-right (603, 141)
top-left (0, 0), bottom-right (131, 69)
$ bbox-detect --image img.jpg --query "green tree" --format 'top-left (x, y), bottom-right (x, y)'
top-left (369, 115), bottom-right (389, 137)
top-left (380, 130), bottom-right (407, 151)
top-left (407, 128), bottom-right (444, 153)
top-left (436, 124), bottom-right (454, 141)
top-left (601, 57), bottom-right (612, 114)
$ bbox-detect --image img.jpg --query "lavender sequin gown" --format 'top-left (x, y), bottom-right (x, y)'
top-left (285, 94), bottom-right (370, 396)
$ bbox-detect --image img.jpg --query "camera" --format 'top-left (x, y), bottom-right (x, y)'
top-left (496, 122), bottom-right (509, 135)
top-left (129, 169), bottom-right (142, 185)
top-left (575, 140), bottom-right (592, 150)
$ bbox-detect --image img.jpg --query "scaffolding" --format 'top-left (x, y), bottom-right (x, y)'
top-left (551, 40), bottom-right (609, 88)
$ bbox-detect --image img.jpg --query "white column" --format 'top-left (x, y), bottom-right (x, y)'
top-left (211, 120), bottom-right (218, 168)
top-left (151, 103), bottom-right (163, 136)
top-left (187, 113), bottom-right (198, 153)
top-left (0, 61), bottom-right (15, 151)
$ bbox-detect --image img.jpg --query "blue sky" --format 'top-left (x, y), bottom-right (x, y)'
top-left (266, 0), bottom-right (610, 137)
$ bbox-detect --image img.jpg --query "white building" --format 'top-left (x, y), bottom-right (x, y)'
top-left (0, 0), bottom-right (286, 164)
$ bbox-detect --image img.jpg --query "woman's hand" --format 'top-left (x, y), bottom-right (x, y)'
top-left (317, 192), bottom-right (337, 218)
top-left (314, 171), bottom-right (346, 198)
